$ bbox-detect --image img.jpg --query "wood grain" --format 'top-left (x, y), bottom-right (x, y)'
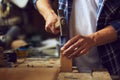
top-left (60, 54), bottom-right (72, 72)
top-left (0, 68), bottom-right (60, 80)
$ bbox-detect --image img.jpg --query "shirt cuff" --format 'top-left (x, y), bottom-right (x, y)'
top-left (110, 21), bottom-right (120, 39)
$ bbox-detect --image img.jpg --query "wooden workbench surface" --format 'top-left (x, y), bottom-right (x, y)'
top-left (0, 68), bottom-right (59, 80)
top-left (58, 71), bottom-right (112, 80)
top-left (5, 57), bottom-right (112, 80)
top-left (13, 57), bottom-right (60, 68)
top-left (0, 68), bottom-right (112, 80)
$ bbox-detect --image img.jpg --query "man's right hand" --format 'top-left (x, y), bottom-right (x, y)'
top-left (45, 11), bottom-right (60, 34)
top-left (36, 0), bottom-right (60, 34)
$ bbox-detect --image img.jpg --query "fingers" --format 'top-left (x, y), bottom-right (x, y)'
top-left (68, 43), bottom-right (86, 58)
top-left (51, 23), bottom-right (60, 34)
top-left (61, 35), bottom-right (93, 58)
top-left (61, 35), bottom-right (81, 50)
top-left (45, 20), bottom-right (60, 34)
top-left (62, 37), bottom-right (84, 55)
top-left (66, 42), bottom-right (89, 58)
top-left (76, 48), bottom-right (89, 57)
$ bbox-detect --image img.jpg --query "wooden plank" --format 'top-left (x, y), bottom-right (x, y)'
top-left (58, 71), bottom-right (112, 80)
top-left (0, 68), bottom-right (60, 80)
top-left (57, 72), bottom-right (92, 80)
top-left (92, 71), bottom-right (112, 80)
top-left (60, 54), bottom-right (72, 72)
top-left (14, 58), bottom-right (60, 68)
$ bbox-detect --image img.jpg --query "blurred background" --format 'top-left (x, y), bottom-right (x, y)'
top-left (0, 0), bottom-right (59, 46)
top-left (0, 0), bottom-right (59, 66)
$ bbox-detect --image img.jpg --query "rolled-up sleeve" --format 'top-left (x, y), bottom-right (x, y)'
top-left (110, 20), bottom-right (120, 39)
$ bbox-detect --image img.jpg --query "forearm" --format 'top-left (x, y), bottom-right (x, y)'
top-left (89, 25), bottom-right (117, 46)
top-left (36, 0), bottom-right (56, 20)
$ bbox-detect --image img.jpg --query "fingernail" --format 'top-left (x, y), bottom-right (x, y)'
top-left (61, 47), bottom-right (65, 51)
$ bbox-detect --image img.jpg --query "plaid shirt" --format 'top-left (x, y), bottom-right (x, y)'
top-left (33, 0), bottom-right (120, 75)
top-left (59, 0), bottom-right (120, 75)
top-left (97, 0), bottom-right (120, 75)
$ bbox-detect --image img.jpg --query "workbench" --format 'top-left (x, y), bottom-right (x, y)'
top-left (0, 67), bottom-right (112, 80)
top-left (0, 57), bottom-right (113, 80)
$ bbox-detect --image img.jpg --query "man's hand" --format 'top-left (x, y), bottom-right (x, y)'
top-left (61, 25), bottom-right (117, 58)
top-left (61, 34), bottom-right (96, 58)
top-left (36, 0), bottom-right (60, 34)
top-left (45, 11), bottom-right (60, 34)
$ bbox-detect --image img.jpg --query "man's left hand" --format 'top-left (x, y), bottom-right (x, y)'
top-left (61, 34), bottom-right (96, 58)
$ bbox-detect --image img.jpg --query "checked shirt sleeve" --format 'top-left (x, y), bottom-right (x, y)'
top-left (110, 20), bottom-right (120, 39)
top-left (107, 1), bottom-right (120, 39)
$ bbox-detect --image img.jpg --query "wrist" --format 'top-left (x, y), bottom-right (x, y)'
top-left (36, 0), bottom-right (56, 20)
top-left (88, 26), bottom-right (117, 46)
top-left (89, 32), bottom-right (98, 46)
top-left (88, 34), bottom-right (98, 47)
top-left (44, 10), bottom-right (57, 21)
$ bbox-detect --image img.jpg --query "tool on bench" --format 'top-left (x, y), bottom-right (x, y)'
top-left (57, 9), bottom-right (72, 72)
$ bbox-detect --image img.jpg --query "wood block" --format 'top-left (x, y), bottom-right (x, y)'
top-left (60, 54), bottom-right (72, 72)
top-left (0, 68), bottom-right (60, 80)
